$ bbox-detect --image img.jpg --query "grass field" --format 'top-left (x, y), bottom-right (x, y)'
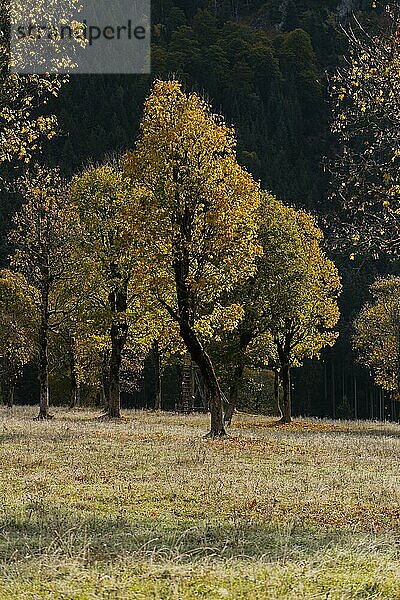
top-left (0, 407), bottom-right (400, 599)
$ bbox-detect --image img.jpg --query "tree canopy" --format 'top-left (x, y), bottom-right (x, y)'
top-left (219, 193), bottom-right (341, 423)
top-left (125, 80), bottom-right (262, 436)
top-left (330, 1), bottom-right (400, 256)
top-left (354, 277), bottom-right (400, 399)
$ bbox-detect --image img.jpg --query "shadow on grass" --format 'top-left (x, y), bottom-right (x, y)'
top-left (0, 507), bottom-right (379, 567)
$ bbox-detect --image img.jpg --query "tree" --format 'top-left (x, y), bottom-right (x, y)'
top-left (260, 197), bottom-right (341, 422)
top-left (125, 80), bottom-right (261, 437)
top-left (221, 194), bottom-right (341, 424)
top-left (47, 270), bottom-right (97, 410)
top-left (0, 269), bottom-right (37, 407)
top-left (49, 326), bottom-right (82, 409)
top-left (0, 0), bottom-right (82, 164)
top-left (330, 2), bottom-right (400, 255)
top-left (9, 166), bottom-right (76, 418)
top-left (69, 164), bottom-right (153, 418)
top-left (354, 277), bottom-right (400, 399)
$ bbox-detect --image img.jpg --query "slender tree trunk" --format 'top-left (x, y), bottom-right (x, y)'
top-left (223, 402), bottom-right (235, 427)
top-left (108, 322), bottom-right (124, 418)
top-left (7, 385), bottom-right (14, 409)
top-left (181, 357), bottom-right (192, 413)
top-left (224, 364), bottom-right (244, 425)
top-left (153, 340), bottom-right (162, 410)
top-left (223, 331), bottom-right (253, 425)
top-left (70, 377), bottom-right (80, 409)
top-left (38, 287), bottom-right (50, 419)
top-left (69, 338), bottom-right (80, 409)
top-left (279, 362), bottom-right (291, 423)
top-left (100, 351), bottom-right (110, 411)
top-left (107, 282), bottom-right (128, 419)
top-left (274, 368), bottom-right (279, 411)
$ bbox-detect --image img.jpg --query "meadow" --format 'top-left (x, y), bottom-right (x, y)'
top-left (0, 407), bottom-right (399, 599)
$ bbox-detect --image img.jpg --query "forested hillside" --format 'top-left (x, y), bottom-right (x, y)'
top-left (0, 0), bottom-right (392, 418)
top-left (52, 0), bottom-right (347, 208)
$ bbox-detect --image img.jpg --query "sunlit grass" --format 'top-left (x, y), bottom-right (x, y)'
top-left (0, 407), bottom-right (399, 598)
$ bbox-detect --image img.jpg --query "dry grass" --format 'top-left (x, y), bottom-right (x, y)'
top-left (0, 407), bottom-right (399, 598)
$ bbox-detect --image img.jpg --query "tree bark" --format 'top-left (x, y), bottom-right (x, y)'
top-left (100, 351), bottom-right (110, 411)
top-left (223, 402), bottom-right (235, 427)
top-left (274, 368), bottom-right (280, 411)
top-left (279, 362), bottom-right (291, 423)
top-left (153, 340), bottom-right (162, 410)
top-left (7, 385), bottom-right (14, 409)
top-left (108, 321), bottom-right (125, 418)
top-left (181, 357), bottom-right (193, 413)
top-left (171, 193), bottom-right (225, 437)
top-left (107, 281), bottom-right (128, 419)
top-left (179, 321), bottom-right (226, 437)
top-left (38, 287), bottom-right (50, 419)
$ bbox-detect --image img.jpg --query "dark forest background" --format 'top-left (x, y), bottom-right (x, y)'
top-left (1, 0), bottom-right (396, 419)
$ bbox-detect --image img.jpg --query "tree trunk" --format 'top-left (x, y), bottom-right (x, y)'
top-left (100, 351), bottom-right (110, 411)
top-left (153, 340), bottom-right (162, 410)
top-left (107, 283), bottom-right (128, 419)
top-left (274, 368), bottom-right (279, 411)
top-left (223, 331), bottom-right (253, 425)
top-left (224, 364), bottom-right (244, 425)
top-left (7, 385), bottom-right (14, 409)
top-left (108, 322), bottom-right (124, 418)
top-left (38, 288), bottom-right (50, 419)
top-left (172, 221), bottom-right (225, 437)
top-left (179, 321), bottom-right (225, 437)
top-left (279, 362), bottom-right (291, 423)
top-left (223, 402), bottom-right (235, 426)
top-left (181, 357), bottom-right (192, 413)
top-left (69, 338), bottom-right (80, 409)
top-left (70, 378), bottom-right (80, 410)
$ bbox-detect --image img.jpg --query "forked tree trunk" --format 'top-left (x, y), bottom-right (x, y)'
top-left (38, 288), bottom-right (50, 419)
top-left (172, 224), bottom-right (225, 437)
top-left (153, 340), bottom-right (162, 410)
top-left (279, 362), bottom-right (291, 424)
top-left (107, 282), bottom-right (128, 419)
top-left (179, 321), bottom-right (225, 438)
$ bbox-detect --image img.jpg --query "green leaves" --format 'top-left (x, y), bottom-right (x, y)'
top-left (0, 269), bottom-right (38, 375)
top-left (354, 276), bottom-right (400, 397)
top-left (212, 191), bottom-right (341, 412)
top-left (125, 80), bottom-right (262, 342)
